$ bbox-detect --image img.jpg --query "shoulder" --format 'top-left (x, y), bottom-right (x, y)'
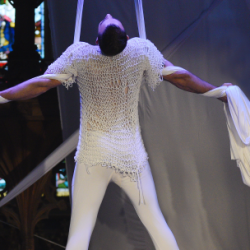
top-left (128, 37), bottom-right (147, 47)
top-left (59, 42), bottom-right (98, 63)
top-left (127, 38), bottom-right (158, 52)
top-left (63, 42), bottom-right (90, 55)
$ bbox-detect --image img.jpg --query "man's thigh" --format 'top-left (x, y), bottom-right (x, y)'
top-left (71, 163), bottom-right (114, 208)
top-left (68, 163), bottom-right (114, 240)
top-left (111, 161), bottom-right (159, 207)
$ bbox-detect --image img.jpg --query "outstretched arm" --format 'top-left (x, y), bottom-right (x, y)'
top-left (0, 78), bottom-right (61, 101)
top-left (163, 59), bottom-right (230, 102)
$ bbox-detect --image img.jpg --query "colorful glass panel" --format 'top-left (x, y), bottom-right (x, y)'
top-left (0, 1), bottom-right (45, 68)
top-left (35, 2), bottom-right (44, 58)
top-left (56, 168), bottom-right (69, 197)
top-left (0, 0), bottom-right (15, 65)
top-left (0, 177), bottom-right (6, 192)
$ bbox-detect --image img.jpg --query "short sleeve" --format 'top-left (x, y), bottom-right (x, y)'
top-left (143, 40), bottom-right (164, 91)
top-left (45, 42), bottom-right (85, 89)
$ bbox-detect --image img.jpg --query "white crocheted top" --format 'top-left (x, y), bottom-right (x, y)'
top-left (45, 38), bottom-right (164, 180)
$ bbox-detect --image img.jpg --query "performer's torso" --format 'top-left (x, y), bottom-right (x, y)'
top-left (74, 38), bottom-right (150, 175)
top-left (45, 37), bottom-right (164, 177)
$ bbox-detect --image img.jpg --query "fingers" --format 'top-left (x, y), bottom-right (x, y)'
top-left (222, 82), bottom-right (233, 87)
top-left (218, 95), bottom-right (228, 103)
top-left (218, 83), bottom-right (232, 103)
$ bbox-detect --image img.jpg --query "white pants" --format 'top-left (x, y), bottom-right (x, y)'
top-left (66, 161), bottom-right (179, 250)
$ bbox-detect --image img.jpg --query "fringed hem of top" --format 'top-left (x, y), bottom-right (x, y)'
top-left (75, 158), bottom-right (149, 205)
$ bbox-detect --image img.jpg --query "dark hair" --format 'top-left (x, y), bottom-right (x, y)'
top-left (98, 24), bottom-right (127, 56)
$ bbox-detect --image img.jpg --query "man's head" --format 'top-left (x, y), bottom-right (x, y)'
top-left (96, 14), bottom-right (129, 56)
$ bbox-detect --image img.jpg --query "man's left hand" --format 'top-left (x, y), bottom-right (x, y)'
top-left (218, 83), bottom-right (233, 103)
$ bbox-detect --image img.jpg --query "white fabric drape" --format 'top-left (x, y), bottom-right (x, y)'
top-left (0, 127), bottom-right (79, 207)
top-left (74, 0), bottom-right (84, 43)
top-left (36, 73), bottom-right (73, 82)
top-left (202, 86), bottom-right (250, 186)
top-left (134, 0), bottom-right (147, 39)
top-left (162, 66), bottom-right (187, 75)
top-left (0, 96), bottom-right (10, 103)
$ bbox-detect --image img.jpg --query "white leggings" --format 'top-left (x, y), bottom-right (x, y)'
top-left (66, 162), bottom-right (179, 250)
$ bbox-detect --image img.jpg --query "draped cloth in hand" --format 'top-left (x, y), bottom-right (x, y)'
top-left (202, 86), bottom-right (250, 186)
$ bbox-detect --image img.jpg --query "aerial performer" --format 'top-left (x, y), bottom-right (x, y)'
top-left (3, 12), bottom-right (250, 250)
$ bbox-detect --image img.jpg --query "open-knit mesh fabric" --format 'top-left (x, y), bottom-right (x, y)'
top-left (45, 38), bottom-right (164, 180)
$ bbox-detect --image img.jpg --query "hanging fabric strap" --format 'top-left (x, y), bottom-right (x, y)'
top-left (137, 170), bottom-right (145, 205)
top-left (75, 0), bottom-right (147, 41)
top-left (134, 0), bottom-right (147, 204)
top-left (134, 0), bottom-right (147, 39)
top-left (74, 0), bottom-right (85, 43)
top-left (0, 127), bottom-right (79, 208)
top-left (202, 86), bottom-right (250, 186)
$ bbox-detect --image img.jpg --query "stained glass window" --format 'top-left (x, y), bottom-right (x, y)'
top-left (0, 1), bottom-right (45, 68)
top-left (0, 0), bottom-right (15, 66)
top-left (35, 2), bottom-right (45, 58)
top-left (55, 163), bottom-right (69, 197)
top-left (0, 177), bottom-right (7, 198)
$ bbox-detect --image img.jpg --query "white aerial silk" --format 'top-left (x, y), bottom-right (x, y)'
top-left (36, 74), bottom-right (72, 82)
top-left (134, 0), bottom-right (147, 39)
top-left (74, 0), bottom-right (84, 43)
top-left (203, 86), bottom-right (250, 186)
top-left (0, 95), bottom-right (10, 103)
top-left (162, 66), bottom-right (187, 75)
top-left (0, 129), bottom-right (79, 207)
top-left (73, 0), bottom-right (147, 42)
